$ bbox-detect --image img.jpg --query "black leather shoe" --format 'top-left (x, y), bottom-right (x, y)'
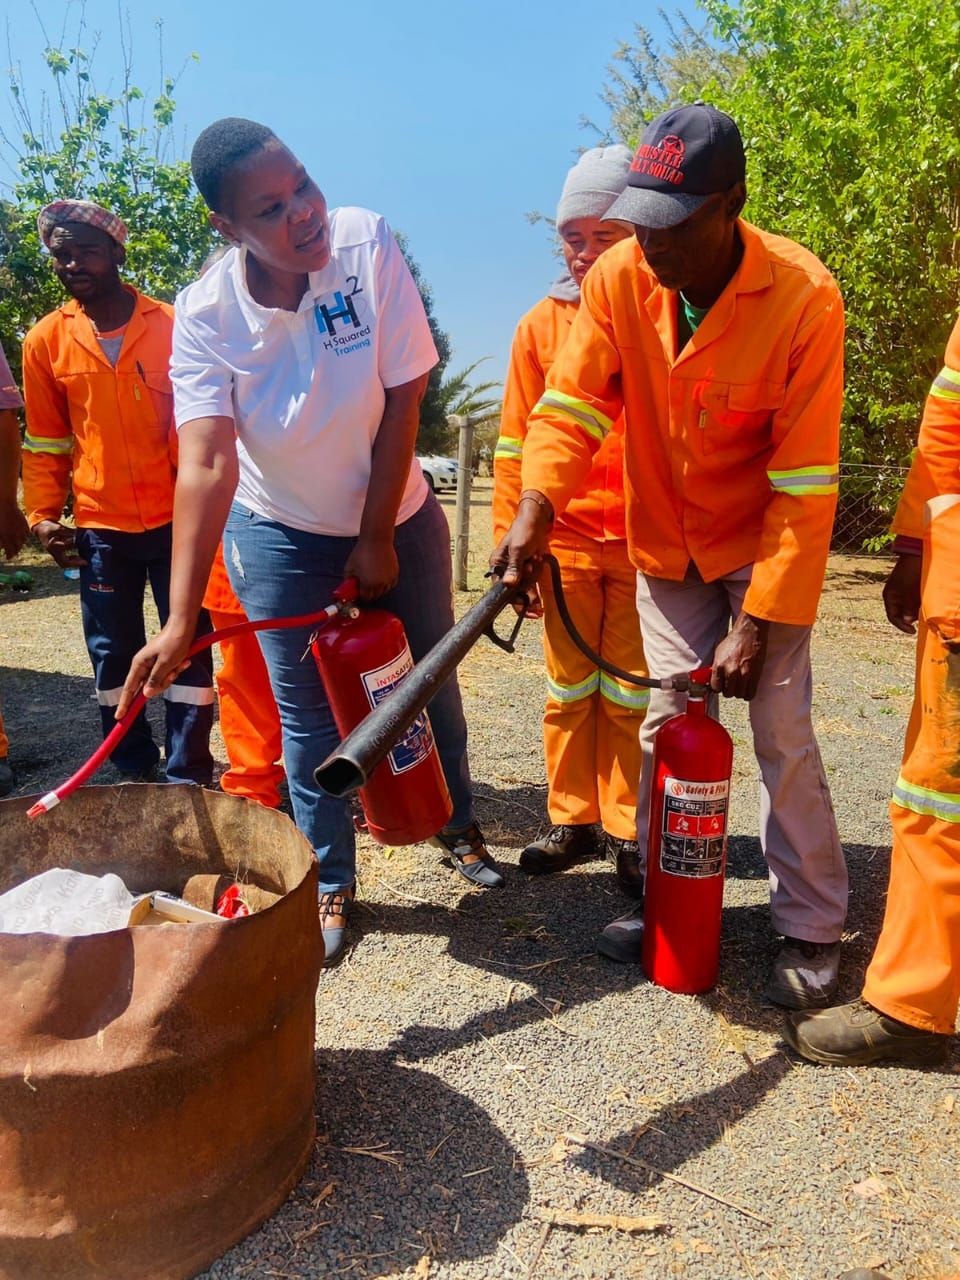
top-left (784, 999), bottom-right (950, 1066)
top-left (604, 833), bottom-right (644, 899)
top-left (519, 823), bottom-right (596, 875)
top-left (431, 822), bottom-right (505, 889)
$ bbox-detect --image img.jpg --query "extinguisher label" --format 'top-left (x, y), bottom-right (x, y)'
top-left (361, 648), bottom-right (437, 776)
top-left (660, 777), bottom-right (729, 878)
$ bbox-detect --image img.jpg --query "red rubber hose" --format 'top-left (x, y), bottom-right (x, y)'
top-left (27, 582), bottom-right (358, 819)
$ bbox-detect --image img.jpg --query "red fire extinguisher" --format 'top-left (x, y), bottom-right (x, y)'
top-left (311, 585), bottom-right (453, 846)
top-left (642, 668), bottom-right (734, 995)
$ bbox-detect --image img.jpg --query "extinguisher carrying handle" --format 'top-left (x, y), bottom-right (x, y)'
top-left (540, 553), bottom-right (712, 697)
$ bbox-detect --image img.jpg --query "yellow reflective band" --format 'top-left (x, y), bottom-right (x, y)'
top-left (892, 775), bottom-right (960, 823)
top-left (494, 436), bottom-right (523, 460)
top-left (931, 365), bottom-right (960, 401)
top-left (767, 465), bottom-right (839, 496)
top-left (532, 390), bottom-right (612, 443)
top-left (546, 671), bottom-right (599, 703)
top-left (599, 672), bottom-right (650, 711)
top-left (23, 431), bottom-right (73, 455)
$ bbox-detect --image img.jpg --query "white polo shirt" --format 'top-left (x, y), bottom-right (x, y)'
top-left (171, 206), bottom-right (438, 536)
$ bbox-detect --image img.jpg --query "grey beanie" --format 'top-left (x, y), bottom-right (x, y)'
top-left (556, 144), bottom-right (633, 228)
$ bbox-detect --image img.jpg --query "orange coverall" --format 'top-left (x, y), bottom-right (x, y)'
top-left (861, 316), bottom-right (960, 1034)
top-left (520, 221), bottom-right (843, 627)
top-left (493, 292), bottom-right (646, 840)
top-left (204, 544), bottom-right (285, 809)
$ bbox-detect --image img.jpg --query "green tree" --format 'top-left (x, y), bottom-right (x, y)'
top-left (392, 231), bottom-right (453, 454)
top-left (0, 11), bottom-right (217, 375)
top-left (436, 358), bottom-right (503, 468)
top-left (601, 0), bottom-right (960, 487)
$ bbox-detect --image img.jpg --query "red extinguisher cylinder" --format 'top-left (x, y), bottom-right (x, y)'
top-left (311, 609), bottom-right (453, 846)
top-left (642, 691), bottom-right (734, 994)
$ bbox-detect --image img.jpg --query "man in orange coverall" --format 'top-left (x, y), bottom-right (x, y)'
top-left (21, 199), bottom-right (213, 783)
top-left (787, 316), bottom-right (960, 1065)
top-left (493, 145), bottom-right (648, 894)
top-left (493, 105), bottom-right (847, 1009)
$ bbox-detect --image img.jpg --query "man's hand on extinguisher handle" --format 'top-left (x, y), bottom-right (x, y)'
top-left (490, 491), bottom-right (554, 594)
top-left (711, 611), bottom-right (769, 700)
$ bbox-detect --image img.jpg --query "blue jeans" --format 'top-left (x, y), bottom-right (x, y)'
top-left (75, 524), bottom-right (215, 784)
top-left (224, 493), bottom-right (474, 892)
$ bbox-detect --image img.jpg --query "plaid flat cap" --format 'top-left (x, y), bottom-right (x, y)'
top-left (37, 200), bottom-right (128, 246)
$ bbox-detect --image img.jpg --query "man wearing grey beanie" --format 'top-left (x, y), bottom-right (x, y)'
top-left (492, 145), bottom-right (649, 890)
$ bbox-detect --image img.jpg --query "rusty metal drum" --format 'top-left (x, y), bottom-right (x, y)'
top-left (0, 785), bottom-right (321, 1280)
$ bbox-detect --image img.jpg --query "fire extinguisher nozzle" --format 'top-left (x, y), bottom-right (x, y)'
top-left (314, 754), bottom-right (365, 798)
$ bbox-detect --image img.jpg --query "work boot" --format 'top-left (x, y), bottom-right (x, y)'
top-left (0, 757), bottom-right (14, 798)
top-left (431, 822), bottom-right (505, 889)
top-left (765, 936), bottom-right (841, 1009)
top-left (604, 833), bottom-right (644, 900)
top-left (319, 887), bottom-right (356, 968)
top-left (519, 823), bottom-right (596, 875)
top-left (597, 905), bottom-right (644, 963)
top-left (784, 999), bottom-right (950, 1067)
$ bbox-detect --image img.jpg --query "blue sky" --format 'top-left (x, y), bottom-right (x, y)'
top-left (1, 0), bottom-right (693, 385)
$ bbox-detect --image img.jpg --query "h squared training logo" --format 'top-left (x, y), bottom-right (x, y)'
top-left (315, 289), bottom-right (360, 336)
top-left (314, 276), bottom-right (372, 357)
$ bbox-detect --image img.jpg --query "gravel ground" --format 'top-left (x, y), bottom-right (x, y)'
top-left (1, 480), bottom-right (957, 1280)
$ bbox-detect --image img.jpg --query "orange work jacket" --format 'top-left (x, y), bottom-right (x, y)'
top-left (520, 220), bottom-right (844, 627)
top-left (21, 287), bottom-right (177, 532)
top-left (492, 292), bottom-right (626, 545)
top-left (890, 314), bottom-right (960, 646)
top-left (892, 315), bottom-right (960, 547)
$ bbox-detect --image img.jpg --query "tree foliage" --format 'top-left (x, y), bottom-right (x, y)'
top-left (393, 230), bottom-right (453, 454)
top-left (0, 10), bottom-right (217, 374)
top-left (600, 0), bottom-right (960, 476)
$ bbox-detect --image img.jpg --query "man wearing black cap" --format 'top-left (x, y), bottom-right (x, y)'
top-left (492, 104), bottom-right (847, 1009)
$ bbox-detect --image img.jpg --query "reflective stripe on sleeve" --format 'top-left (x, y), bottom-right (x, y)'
top-left (546, 670), bottom-right (599, 703)
top-left (95, 686), bottom-right (124, 707)
top-left (892, 775), bottom-right (960, 823)
top-left (23, 431), bottom-right (73, 455)
top-left (599, 672), bottom-right (650, 712)
top-left (930, 364), bottom-right (960, 402)
top-left (767, 464), bottom-right (839, 496)
top-left (531, 391), bottom-right (613, 443)
top-left (494, 435), bottom-right (523, 461)
top-left (162, 684), bottom-right (215, 706)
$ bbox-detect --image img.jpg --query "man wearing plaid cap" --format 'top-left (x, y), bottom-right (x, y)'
top-left (21, 199), bottom-right (214, 784)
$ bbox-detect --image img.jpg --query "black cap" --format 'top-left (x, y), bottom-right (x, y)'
top-left (604, 104), bottom-right (745, 229)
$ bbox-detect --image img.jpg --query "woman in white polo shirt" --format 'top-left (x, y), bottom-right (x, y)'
top-left (120, 118), bottom-right (503, 963)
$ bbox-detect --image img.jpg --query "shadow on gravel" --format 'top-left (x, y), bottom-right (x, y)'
top-left (205, 1049), bottom-right (529, 1279)
top-left (571, 1049), bottom-right (792, 1200)
top-left (0, 665), bottom-right (169, 797)
top-left (473, 780), bottom-right (549, 844)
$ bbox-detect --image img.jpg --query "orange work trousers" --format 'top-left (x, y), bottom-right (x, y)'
top-left (539, 534), bottom-right (647, 840)
top-left (863, 505), bottom-right (960, 1034)
top-left (205, 546), bottom-right (284, 809)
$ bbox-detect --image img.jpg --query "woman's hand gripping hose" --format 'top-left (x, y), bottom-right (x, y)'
top-left (26, 582), bottom-right (360, 818)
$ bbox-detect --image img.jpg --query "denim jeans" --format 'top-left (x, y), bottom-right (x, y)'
top-left (224, 492), bottom-right (474, 892)
top-left (75, 524), bottom-right (214, 784)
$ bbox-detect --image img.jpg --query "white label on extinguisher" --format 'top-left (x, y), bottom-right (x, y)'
top-left (660, 777), bottom-right (729, 878)
top-left (361, 646), bottom-right (437, 776)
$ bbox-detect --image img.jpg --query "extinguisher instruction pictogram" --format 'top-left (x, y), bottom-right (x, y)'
top-left (661, 776), bottom-right (729, 878)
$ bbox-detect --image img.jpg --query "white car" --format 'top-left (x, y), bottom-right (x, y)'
top-left (417, 455), bottom-right (458, 493)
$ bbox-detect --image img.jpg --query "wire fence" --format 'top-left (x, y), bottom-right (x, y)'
top-left (830, 463), bottom-right (908, 557)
